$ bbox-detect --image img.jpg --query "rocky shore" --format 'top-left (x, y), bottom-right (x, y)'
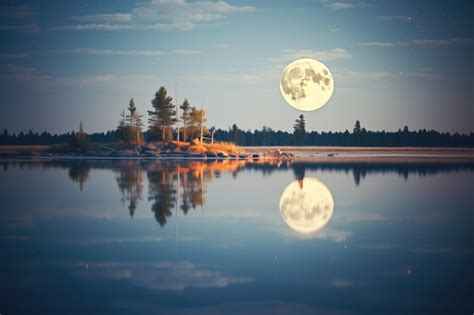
top-left (35, 141), bottom-right (295, 161)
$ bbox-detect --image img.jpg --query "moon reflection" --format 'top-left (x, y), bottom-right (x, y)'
top-left (279, 177), bottom-right (334, 234)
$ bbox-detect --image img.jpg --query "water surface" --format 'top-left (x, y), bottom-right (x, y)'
top-left (0, 160), bottom-right (473, 315)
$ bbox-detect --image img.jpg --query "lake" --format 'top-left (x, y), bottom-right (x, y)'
top-left (0, 159), bottom-right (473, 315)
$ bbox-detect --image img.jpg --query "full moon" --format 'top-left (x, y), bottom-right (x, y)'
top-left (280, 58), bottom-right (334, 111)
top-left (279, 178), bottom-right (334, 234)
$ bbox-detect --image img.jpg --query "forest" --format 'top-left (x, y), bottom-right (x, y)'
top-left (1, 86), bottom-right (473, 147)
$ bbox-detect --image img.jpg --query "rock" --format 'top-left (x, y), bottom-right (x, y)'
top-left (85, 149), bottom-right (99, 156)
top-left (252, 153), bottom-right (262, 160)
top-left (217, 151), bottom-right (228, 158)
top-left (206, 151), bottom-right (218, 157)
top-left (117, 149), bottom-right (140, 157)
top-left (142, 150), bottom-right (160, 157)
top-left (145, 143), bottom-right (160, 152)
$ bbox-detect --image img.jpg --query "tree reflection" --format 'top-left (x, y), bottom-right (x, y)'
top-left (68, 162), bottom-right (90, 191)
top-left (116, 161), bottom-right (144, 217)
top-left (147, 164), bottom-right (176, 227)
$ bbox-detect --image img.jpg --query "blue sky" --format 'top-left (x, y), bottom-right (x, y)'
top-left (0, 0), bottom-right (472, 134)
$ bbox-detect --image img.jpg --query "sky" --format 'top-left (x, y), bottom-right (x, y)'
top-left (0, 0), bottom-right (473, 134)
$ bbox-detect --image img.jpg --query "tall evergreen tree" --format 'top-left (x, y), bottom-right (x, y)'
top-left (180, 99), bottom-right (191, 141)
top-left (293, 114), bottom-right (307, 146)
top-left (117, 109), bottom-right (126, 141)
top-left (148, 87), bottom-right (176, 142)
top-left (353, 120), bottom-right (362, 134)
top-left (71, 121), bottom-right (87, 149)
top-left (126, 98), bottom-right (137, 128)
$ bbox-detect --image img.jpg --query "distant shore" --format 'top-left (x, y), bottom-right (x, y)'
top-left (244, 146), bottom-right (474, 163)
top-left (0, 145), bottom-right (473, 163)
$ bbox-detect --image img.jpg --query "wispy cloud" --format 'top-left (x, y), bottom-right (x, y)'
top-left (65, 261), bottom-right (253, 291)
top-left (325, 2), bottom-right (355, 10)
top-left (1, 48), bottom-right (204, 58)
top-left (57, 0), bottom-right (255, 31)
top-left (357, 41), bottom-right (402, 48)
top-left (0, 53), bottom-right (30, 59)
top-left (358, 37), bottom-right (474, 48)
top-left (0, 4), bottom-right (40, 33)
top-left (0, 4), bottom-right (37, 19)
top-left (72, 13), bottom-right (133, 23)
top-left (42, 48), bottom-right (165, 57)
top-left (322, 1), bottom-right (369, 11)
top-left (337, 68), bottom-right (443, 81)
top-left (411, 38), bottom-right (474, 46)
top-left (377, 15), bottom-right (413, 21)
top-left (275, 48), bottom-right (352, 62)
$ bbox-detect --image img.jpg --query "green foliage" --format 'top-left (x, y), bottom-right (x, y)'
top-left (148, 87), bottom-right (177, 141)
top-left (293, 114), bottom-right (307, 146)
top-left (180, 99), bottom-right (191, 141)
top-left (117, 98), bottom-right (144, 144)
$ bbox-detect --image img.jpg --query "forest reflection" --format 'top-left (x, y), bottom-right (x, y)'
top-left (114, 160), bottom-right (256, 226)
top-left (2, 159), bottom-right (472, 228)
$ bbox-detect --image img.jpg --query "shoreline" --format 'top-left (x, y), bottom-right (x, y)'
top-left (0, 145), bottom-right (473, 163)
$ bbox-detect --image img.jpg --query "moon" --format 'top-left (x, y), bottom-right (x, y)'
top-left (280, 58), bottom-right (334, 111)
top-left (279, 178), bottom-right (334, 234)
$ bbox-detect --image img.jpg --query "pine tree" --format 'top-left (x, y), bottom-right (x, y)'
top-left (148, 87), bottom-right (176, 142)
top-left (126, 98), bottom-right (137, 128)
top-left (293, 114), bottom-right (306, 146)
top-left (71, 121), bottom-right (87, 149)
top-left (117, 109), bottom-right (126, 142)
top-left (180, 99), bottom-right (191, 141)
top-left (353, 120), bottom-right (362, 134)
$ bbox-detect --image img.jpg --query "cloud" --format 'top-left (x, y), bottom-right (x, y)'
top-left (377, 15), bottom-right (413, 21)
top-left (57, 0), bottom-right (255, 31)
top-left (357, 41), bottom-right (401, 48)
top-left (0, 53), bottom-right (30, 59)
top-left (336, 68), bottom-right (443, 81)
top-left (68, 261), bottom-right (253, 291)
top-left (41, 48), bottom-right (165, 57)
top-left (411, 38), bottom-right (474, 46)
top-left (358, 38), bottom-right (474, 48)
top-left (0, 4), bottom-right (37, 19)
top-left (0, 4), bottom-right (40, 32)
top-left (325, 2), bottom-right (355, 10)
top-left (276, 48), bottom-right (352, 62)
top-left (0, 23), bottom-right (40, 33)
top-left (72, 13), bottom-right (133, 23)
top-left (2, 48), bottom-right (204, 58)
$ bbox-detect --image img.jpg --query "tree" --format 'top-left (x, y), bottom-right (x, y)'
top-left (126, 98), bottom-right (137, 128)
top-left (180, 99), bottom-right (191, 141)
top-left (293, 114), bottom-right (307, 146)
top-left (353, 120), bottom-right (362, 134)
top-left (134, 111), bottom-right (144, 144)
top-left (148, 87), bottom-right (176, 142)
top-left (189, 107), bottom-right (207, 141)
top-left (71, 121), bottom-right (87, 149)
top-left (117, 109), bottom-right (126, 141)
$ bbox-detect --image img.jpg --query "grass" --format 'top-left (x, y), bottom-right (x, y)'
top-left (172, 140), bottom-right (242, 155)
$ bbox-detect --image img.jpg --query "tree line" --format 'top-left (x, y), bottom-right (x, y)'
top-left (1, 85), bottom-right (473, 147)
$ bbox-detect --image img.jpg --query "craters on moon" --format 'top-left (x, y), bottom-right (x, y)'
top-left (280, 58), bottom-right (334, 111)
top-left (281, 61), bottom-right (332, 102)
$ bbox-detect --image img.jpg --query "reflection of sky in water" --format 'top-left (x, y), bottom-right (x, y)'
top-left (0, 160), bottom-right (473, 315)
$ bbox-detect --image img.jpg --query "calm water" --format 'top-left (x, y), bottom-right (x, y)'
top-left (0, 159), bottom-right (473, 315)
